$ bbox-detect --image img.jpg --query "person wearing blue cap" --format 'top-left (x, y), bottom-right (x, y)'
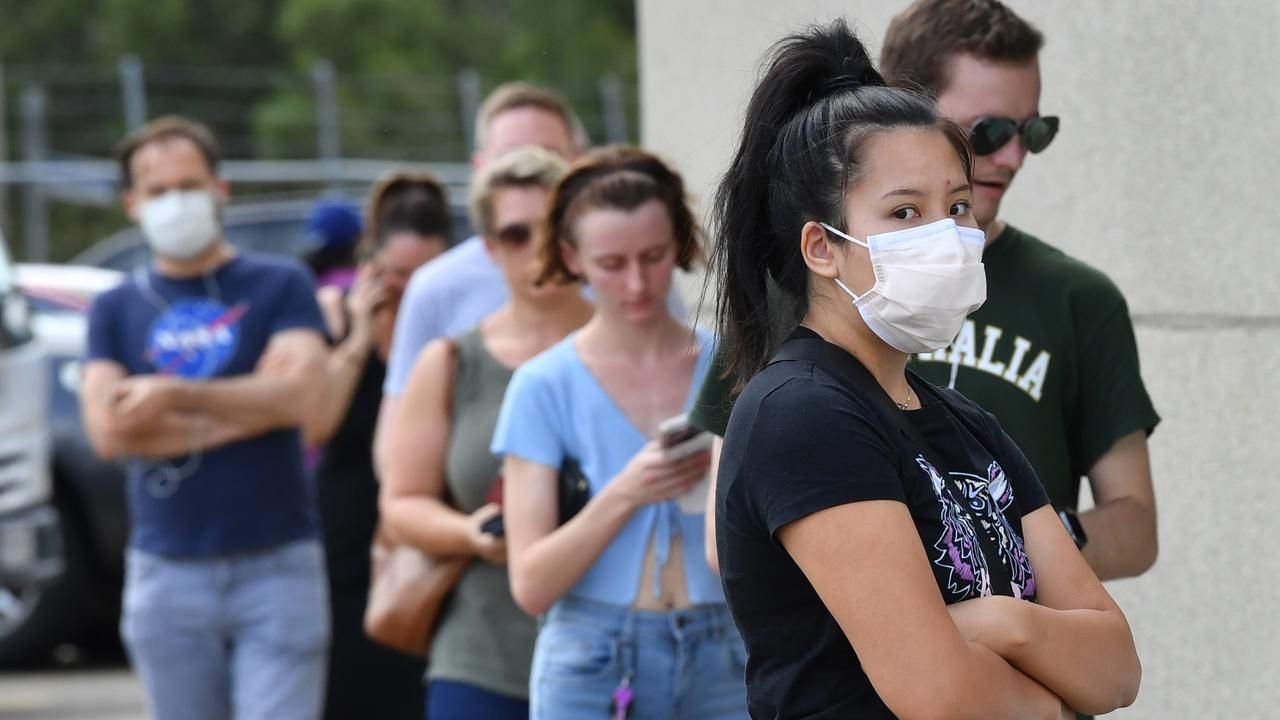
top-left (304, 196), bottom-right (363, 292)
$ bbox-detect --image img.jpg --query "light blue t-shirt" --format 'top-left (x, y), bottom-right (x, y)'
top-left (384, 235), bottom-right (690, 398)
top-left (490, 327), bottom-right (723, 608)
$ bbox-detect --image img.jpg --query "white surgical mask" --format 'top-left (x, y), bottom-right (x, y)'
top-left (138, 190), bottom-right (221, 260)
top-left (822, 218), bottom-right (986, 354)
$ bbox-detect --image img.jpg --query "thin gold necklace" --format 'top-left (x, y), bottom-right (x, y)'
top-left (896, 385), bottom-right (913, 411)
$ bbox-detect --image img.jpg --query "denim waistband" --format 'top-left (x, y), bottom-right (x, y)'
top-left (547, 596), bottom-right (734, 641)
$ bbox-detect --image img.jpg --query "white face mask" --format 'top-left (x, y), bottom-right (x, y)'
top-left (822, 218), bottom-right (987, 354)
top-left (138, 190), bottom-right (221, 260)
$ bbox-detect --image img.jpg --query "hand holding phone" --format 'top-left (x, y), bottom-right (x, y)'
top-left (659, 414), bottom-right (713, 460)
top-left (658, 414), bottom-right (713, 513)
top-left (479, 514), bottom-right (505, 538)
top-left (468, 503), bottom-right (506, 564)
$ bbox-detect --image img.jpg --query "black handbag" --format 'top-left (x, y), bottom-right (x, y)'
top-left (557, 458), bottom-right (591, 525)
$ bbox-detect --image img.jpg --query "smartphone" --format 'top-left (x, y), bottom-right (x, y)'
top-left (658, 414), bottom-right (714, 514)
top-left (479, 514), bottom-right (505, 537)
top-left (659, 414), bottom-right (713, 461)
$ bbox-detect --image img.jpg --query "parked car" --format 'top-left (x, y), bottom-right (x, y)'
top-left (0, 238), bottom-right (68, 666)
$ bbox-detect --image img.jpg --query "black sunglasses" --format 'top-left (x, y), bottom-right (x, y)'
top-left (494, 222), bottom-right (533, 248)
top-left (969, 115), bottom-right (1060, 156)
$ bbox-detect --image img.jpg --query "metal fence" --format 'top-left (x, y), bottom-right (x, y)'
top-left (0, 58), bottom-right (639, 262)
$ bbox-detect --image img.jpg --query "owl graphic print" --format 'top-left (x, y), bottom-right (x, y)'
top-left (915, 452), bottom-right (1038, 602)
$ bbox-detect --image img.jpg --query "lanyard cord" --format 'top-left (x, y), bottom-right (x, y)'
top-left (120, 266), bottom-right (224, 498)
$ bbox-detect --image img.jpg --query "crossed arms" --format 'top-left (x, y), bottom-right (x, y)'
top-left (81, 329), bottom-right (327, 461)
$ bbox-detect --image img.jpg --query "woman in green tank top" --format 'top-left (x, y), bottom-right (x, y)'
top-left (381, 147), bottom-right (593, 719)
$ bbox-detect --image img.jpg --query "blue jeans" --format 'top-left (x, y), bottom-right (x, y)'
top-left (427, 680), bottom-right (528, 720)
top-left (120, 540), bottom-right (330, 720)
top-left (530, 598), bottom-right (748, 720)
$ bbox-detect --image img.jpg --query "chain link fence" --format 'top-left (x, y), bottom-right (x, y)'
top-left (0, 58), bottom-right (638, 262)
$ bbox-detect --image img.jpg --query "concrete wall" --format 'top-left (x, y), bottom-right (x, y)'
top-left (639, 1), bottom-right (1278, 717)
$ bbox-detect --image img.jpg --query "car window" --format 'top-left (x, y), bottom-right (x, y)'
top-left (227, 220), bottom-right (311, 257)
top-left (103, 240), bottom-right (150, 274)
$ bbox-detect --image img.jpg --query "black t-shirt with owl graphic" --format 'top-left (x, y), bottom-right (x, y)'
top-left (716, 329), bottom-right (1050, 720)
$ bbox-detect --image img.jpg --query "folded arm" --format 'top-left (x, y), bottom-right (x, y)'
top-left (167, 328), bottom-right (328, 434)
top-left (81, 361), bottom-right (243, 460)
top-left (111, 410), bottom-right (245, 459)
top-left (950, 505), bottom-right (1141, 715)
top-left (780, 500), bottom-right (1070, 720)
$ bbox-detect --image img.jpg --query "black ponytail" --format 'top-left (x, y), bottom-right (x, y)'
top-left (708, 18), bottom-right (971, 390)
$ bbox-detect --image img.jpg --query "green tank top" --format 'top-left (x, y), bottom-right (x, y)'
top-left (428, 329), bottom-right (536, 699)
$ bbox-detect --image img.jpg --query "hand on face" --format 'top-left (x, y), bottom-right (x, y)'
top-left (345, 263), bottom-right (391, 340)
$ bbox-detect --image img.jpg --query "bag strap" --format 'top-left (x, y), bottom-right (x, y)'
top-left (372, 337), bottom-right (461, 549)
top-left (769, 332), bottom-right (1015, 597)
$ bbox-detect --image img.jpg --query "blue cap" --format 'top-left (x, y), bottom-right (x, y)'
top-left (304, 196), bottom-right (362, 249)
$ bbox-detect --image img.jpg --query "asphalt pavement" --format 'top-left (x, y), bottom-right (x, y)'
top-left (0, 662), bottom-right (144, 720)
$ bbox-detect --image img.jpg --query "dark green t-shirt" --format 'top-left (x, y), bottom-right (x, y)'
top-left (689, 346), bottom-right (736, 438)
top-left (691, 224), bottom-right (1159, 511)
top-left (911, 225), bottom-right (1159, 509)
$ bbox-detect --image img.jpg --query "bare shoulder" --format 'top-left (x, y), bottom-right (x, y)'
top-left (417, 336), bottom-right (460, 370)
top-left (403, 337), bottom-right (461, 399)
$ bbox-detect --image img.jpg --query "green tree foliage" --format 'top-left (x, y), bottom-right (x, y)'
top-left (3, 0), bottom-right (636, 159)
top-left (0, 0), bottom-right (636, 259)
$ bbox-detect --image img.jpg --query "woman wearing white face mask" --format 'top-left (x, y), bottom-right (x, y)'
top-left (709, 20), bottom-right (1141, 720)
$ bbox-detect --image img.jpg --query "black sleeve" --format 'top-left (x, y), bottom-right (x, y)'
top-left (739, 376), bottom-right (907, 537)
top-left (982, 409), bottom-right (1051, 516)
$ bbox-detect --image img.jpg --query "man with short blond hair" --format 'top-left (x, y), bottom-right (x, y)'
top-left (472, 81), bottom-right (590, 162)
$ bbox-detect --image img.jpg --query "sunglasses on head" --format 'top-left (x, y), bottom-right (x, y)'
top-left (969, 115), bottom-right (1060, 156)
top-left (494, 222), bottom-right (533, 248)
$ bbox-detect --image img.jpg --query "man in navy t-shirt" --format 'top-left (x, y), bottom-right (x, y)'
top-left (80, 116), bottom-right (330, 720)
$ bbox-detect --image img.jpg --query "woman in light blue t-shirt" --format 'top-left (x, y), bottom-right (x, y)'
top-left (492, 146), bottom-right (746, 720)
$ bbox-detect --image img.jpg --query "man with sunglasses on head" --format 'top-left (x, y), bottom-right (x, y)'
top-left (883, 0), bottom-right (1160, 595)
top-left (374, 82), bottom-right (586, 475)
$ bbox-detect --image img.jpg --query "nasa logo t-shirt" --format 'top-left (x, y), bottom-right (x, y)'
top-left (86, 253), bottom-right (326, 558)
top-left (145, 296), bottom-right (247, 378)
